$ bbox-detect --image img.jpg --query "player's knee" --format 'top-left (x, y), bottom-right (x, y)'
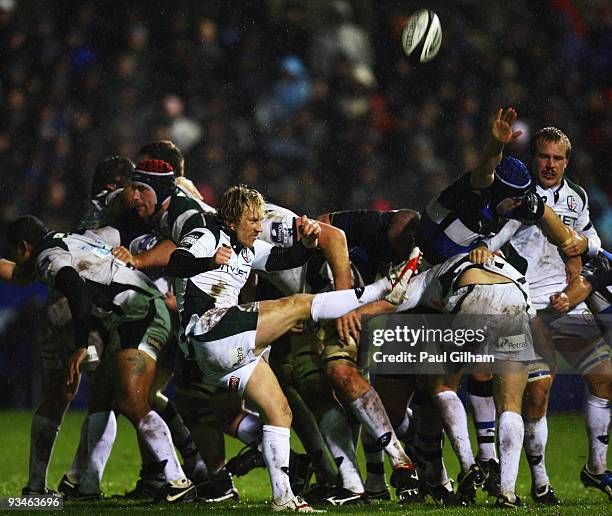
top-left (284, 294), bottom-right (312, 320)
top-left (523, 379), bottom-right (551, 419)
top-left (327, 362), bottom-right (358, 391)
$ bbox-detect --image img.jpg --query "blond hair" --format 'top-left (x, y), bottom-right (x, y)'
top-left (532, 127), bottom-right (572, 159)
top-left (218, 184), bottom-right (265, 225)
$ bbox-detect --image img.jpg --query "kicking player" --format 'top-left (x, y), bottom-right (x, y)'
top-left (5, 216), bottom-right (196, 504)
top-left (166, 185), bottom-right (417, 512)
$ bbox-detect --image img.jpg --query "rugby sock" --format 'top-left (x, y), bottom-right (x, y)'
top-left (467, 377), bottom-right (497, 461)
top-left (80, 411), bottom-right (117, 494)
top-left (586, 394), bottom-right (611, 475)
top-left (137, 411), bottom-right (185, 482)
top-left (310, 278), bottom-right (389, 321)
top-left (262, 425), bottom-right (294, 505)
top-left (349, 387), bottom-right (411, 466)
top-left (27, 415), bottom-right (60, 492)
top-left (434, 390), bottom-right (475, 473)
top-left (523, 416), bottom-right (550, 488)
top-left (413, 388), bottom-right (448, 485)
top-left (319, 407), bottom-right (364, 493)
top-left (66, 415), bottom-right (89, 484)
top-left (159, 401), bottom-right (207, 479)
top-left (362, 430), bottom-right (387, 492)
top-left (235, 412), bottom-right (263, 447)
top-left (499, 411), bottom-right (523, 498)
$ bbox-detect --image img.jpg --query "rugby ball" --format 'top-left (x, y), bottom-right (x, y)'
top-left (401, 9), bottom-right (442, 64)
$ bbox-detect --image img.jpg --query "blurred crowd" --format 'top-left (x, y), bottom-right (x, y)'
top-left (0, 0), bottom-right (611, 244)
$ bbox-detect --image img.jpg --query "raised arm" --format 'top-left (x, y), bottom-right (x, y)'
top-left (303, 219), bottom-right (352, 290)
top-left (470, 107), bottom-right (523, 189)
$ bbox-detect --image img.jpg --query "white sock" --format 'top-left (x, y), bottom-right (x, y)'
top-left (434, 390), bottom-right (475, 473)
top-left (262, 425), bottom-right (294, 504)
top-left (586, 394), bottom-right (611, 475)
top-left (467, 378), bottom-right (497, 461)
top-left (80, 411), bottom-right (117, 494)
top-left (67, 415), bottom-right (89, 483)
top-left (137, 411), bottom-right (185, 482)
top-left (27, 415), bottom-right (60, 492)
top-left (349, 387), bottom-right (410, 466)
top-left (319, 407), bottom-right (364, 493)
top-left (160, 401), bottom-right (207, 478)
top-left (362, 430), bottom-right (387, 492)
top-left (236, 412), bottom-right (263, 446)
top-left (523, 416), bottom-right (550, 488)
top-left (499, 411), bottom-right (523, 498)
top-left (413, 389), bottom-right (448, 485)
top-left (310, 278), bottom-right (389, 321)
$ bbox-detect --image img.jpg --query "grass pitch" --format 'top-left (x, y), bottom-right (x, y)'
top-left (0, 410), bottom-right (609, 514)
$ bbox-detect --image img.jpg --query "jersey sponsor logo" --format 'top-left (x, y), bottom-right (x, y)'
top-left (496, 334), bottom-right (527, 353)
top-left (566, 195), bottom-right (577, 212)
top-left (561, 214), bottom-right (578, 227)
top-left (219, 263), bottom-right (250, 278)
top-left (179, 234), bottom-right (200, 250)
top-left (271, 222), bottom-right (290, 244)
top-left (228, 375), bottom-right (241, 392)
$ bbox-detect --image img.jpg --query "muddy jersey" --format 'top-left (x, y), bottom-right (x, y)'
top-left (394, 253), bottom-right (532, 315)
top-left (174, 214), bottom-right (279, 333)
top-left (35, 231), bottom-right (164, 325)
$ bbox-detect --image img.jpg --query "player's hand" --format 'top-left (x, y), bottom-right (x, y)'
top-left (561, 232), bottom-right (588, 257)
top-left (213, 244), bottom-right (232, 265)
top-left (298, 215), bottom-right (321, 248)
top-left (550, 292), bottom-right (570, 313)
top-left (491, 107), bottom-right (523, 144)
top-left (66, 347), bottom-right (88, 385)
top-left (468, 246), bottom-right (494, 265)
top-left (337, 311), bottom-right (362, 344)
top-left (112, 246), bottom-right (138, 267)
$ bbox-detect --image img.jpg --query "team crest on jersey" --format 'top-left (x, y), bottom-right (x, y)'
top-left (582, 309), bottom-right (595, 324)
top-left (566, 195), bottom-right (577, 212)
top-left (228, 375), bottom-right (241, 392)
top-left (271, 222), bottom-right (290, 244)
top-left (241, 248), bottom-right (251, 263)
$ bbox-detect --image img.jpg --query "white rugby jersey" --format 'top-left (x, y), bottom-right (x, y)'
top-left (174, 214), bottom-right (278, 333)
top-left (394, 253), bottom-right (532, 314)
top-left (492, 178), bottom-right (600, 302)
top-left (259, 203), bottom-right (307, 296)
top-left (35, 231), bottom-right (163, 324)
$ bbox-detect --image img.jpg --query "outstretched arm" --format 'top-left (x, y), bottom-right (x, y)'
top-left (470, 107), bottom-right (523, 189)
top-left (112, 239), bottom-right (177, 269)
